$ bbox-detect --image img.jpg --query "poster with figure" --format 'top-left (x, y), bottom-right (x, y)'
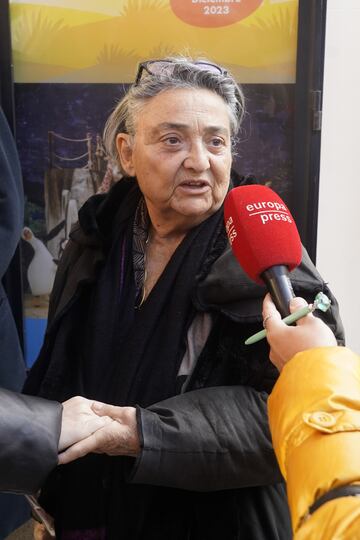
top-left (9, 0), bottom-right (299, 365)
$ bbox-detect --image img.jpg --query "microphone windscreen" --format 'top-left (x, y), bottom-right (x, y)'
top-left (224, 184), bottom-right (302, 284)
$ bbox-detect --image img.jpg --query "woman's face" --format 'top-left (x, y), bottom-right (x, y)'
top-left (116, 88), bottom-right (233, 229)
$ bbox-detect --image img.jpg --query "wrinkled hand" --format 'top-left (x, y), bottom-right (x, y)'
top-left (59, 396), bottom-right (113, 452)
top-left (263, 294), bottom-right (337, 371)
top-left (58, 404), bottom-right (140, 465)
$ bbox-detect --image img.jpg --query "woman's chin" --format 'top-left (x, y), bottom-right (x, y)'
top-left (172, 199), bottom-right (218, 220)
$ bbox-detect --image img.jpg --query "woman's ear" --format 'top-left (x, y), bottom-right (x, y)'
top-left (116, 133), bottom-right (135, 176)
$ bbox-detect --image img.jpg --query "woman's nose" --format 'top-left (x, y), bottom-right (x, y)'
top-left (183, 142), bottom-right (210, 172)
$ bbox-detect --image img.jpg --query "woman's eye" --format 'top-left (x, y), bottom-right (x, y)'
top-left (164, 136), bottom-right (181, 145)
top-left (210, 137), bottom-right (225, 147)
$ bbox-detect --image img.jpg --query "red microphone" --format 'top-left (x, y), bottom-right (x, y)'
top-left (224, 184), bottom-right (302, 317)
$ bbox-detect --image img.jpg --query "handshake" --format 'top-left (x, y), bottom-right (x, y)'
top-left (30, 399), bottom-right (141, 538)
top-left (58, 397), bottom-right (141, 464)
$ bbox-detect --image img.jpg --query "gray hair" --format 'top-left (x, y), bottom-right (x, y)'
top-left (103, 56), bottom-right (245, 175)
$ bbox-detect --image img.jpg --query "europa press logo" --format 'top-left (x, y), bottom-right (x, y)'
top-left (224, 185), bottom-right (297, 251)
top-left (245, 199), bottom-right (293, 225)
top-left (225, 215), bottom-right (237, 244)
top-left (170, 0), bottom-right (263, 28)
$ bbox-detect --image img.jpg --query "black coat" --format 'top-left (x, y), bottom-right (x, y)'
top-left (0, 108), bottom-right (26, 391)
top-left (0, 388), bottom-right (61, 494)
top-left (24, 179), bottom-right (345, 539)
top-left (0, 108), bottom-right (62, 536)
top-left (0, 108), bottom-right (62, 493)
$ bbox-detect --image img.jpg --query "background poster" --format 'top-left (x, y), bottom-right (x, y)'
top-left (9, 0), bottom-right (299, 365)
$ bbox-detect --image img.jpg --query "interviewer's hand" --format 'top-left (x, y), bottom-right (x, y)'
top-left (263, 294), bottom-right (337, 371)
top-left (59, 396), bottom-right (113, 452)
top-left (58, 404), bottom-right (140, 464)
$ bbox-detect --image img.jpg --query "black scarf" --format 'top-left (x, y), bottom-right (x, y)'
top-left (80, 196), bottom-right (225, 408)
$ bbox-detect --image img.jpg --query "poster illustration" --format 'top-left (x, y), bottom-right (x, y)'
top-left (9, 0), bottom-right (299, 365)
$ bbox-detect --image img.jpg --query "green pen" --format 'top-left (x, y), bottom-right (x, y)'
top-left (244, 292), bottom-right (332, 346)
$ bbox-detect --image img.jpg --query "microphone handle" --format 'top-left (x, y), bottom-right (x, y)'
top-left (261, 265), bottom-right (295, 318)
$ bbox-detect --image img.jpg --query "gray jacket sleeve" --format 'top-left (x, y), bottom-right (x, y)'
top-left (0, 389), bottom-right (62, 494)
top-left (129, 385), bottom-right (282, 492)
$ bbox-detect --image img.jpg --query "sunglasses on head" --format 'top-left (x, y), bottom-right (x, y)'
top-left (135, 59), bottom-right (228, 86)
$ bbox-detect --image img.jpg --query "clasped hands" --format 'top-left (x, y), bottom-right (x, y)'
top-left (58, 397), bottom-right (140, 465)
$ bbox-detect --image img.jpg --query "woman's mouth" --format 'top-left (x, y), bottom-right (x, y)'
top-left (178, 180), bottom-right (210, 192)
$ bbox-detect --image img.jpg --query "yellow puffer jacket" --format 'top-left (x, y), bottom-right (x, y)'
top-left (268, 347), bottom-right (360, 539)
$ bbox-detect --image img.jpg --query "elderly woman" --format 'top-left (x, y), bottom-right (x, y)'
top-left (25, 57), bottom-right (344, 540)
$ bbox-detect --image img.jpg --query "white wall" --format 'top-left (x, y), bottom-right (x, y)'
top-left (317, 0), bottom-right (360, 352)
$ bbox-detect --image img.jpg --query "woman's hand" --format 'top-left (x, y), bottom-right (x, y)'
top-left (262, 294), bottom-right (337, 371)
top-left (59, 396), bottom-right (113, 452)
top-left (58, 405), bottom-right (140, 465)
